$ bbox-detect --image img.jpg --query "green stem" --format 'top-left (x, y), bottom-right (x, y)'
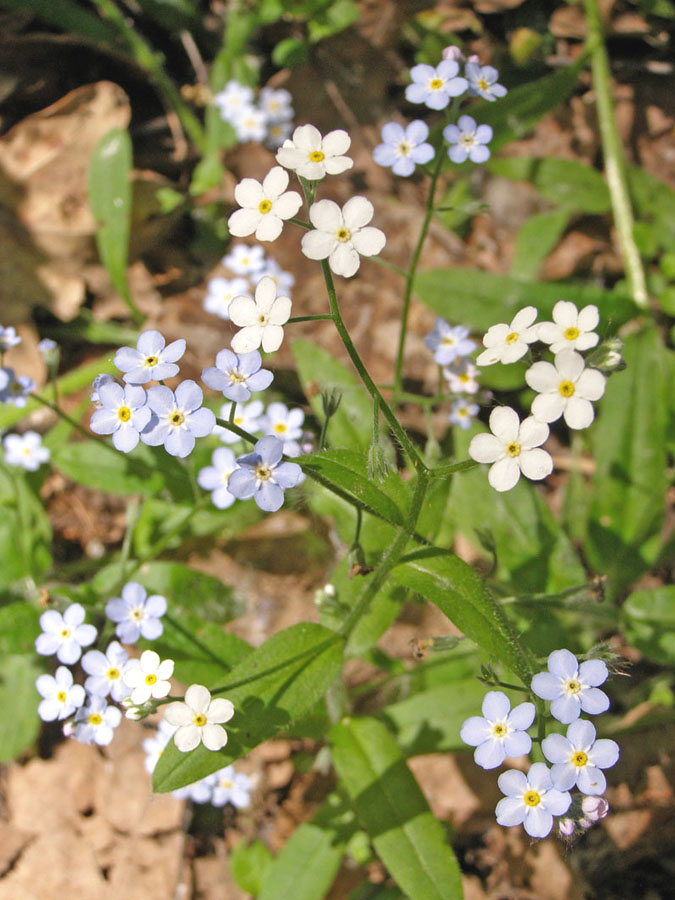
top-left (31, 393), bottom-right (123, 457)
top-left (393, 144), bottom-right (446, 399)
top-left (288, 314), bottom-right (334, 323)
top-left (583, 0), bottom-right (648, 309)
top-left (215, 415), bottom-right (256, 445)
top-left (91, 0), bottom-right (207, 153)
top-left (319, 260), bottom-right (426, 472)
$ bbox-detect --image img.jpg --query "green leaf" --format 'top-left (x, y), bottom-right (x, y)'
top-left (393, 548), bottom-right (533, 684)
top-left (331, 717), bottom-right (463, 900)
top-left (0, 603), bottom-right (40, 654)
top-left (89, 128), bottom-right (133, 304)
top-left (153, 623), bottom-right (344, 792)
top-left (0, 466), bottom-right (52, 589)
top-left (628, 166), bottom-right (675, 254)
top-left (585, 329), bottom-right (670, 597)
top-left (272, 36), bottom-right (310, 67)
top-left (511, 209), bottom-right (572, 280)
top-left (622, 586), bottom-right (675, 665)
top-left (414, 268), bottom-right (635, 334)
top-left (490, 157), bottom-right (611, 214)
top-left (231, 840), bottom-right (273, 895)
top-left (292, 340), bottom-right (373, 451)
top-left (259, 822), bottom-right (344, 900)
top-left (0, 654), bottom-right (43, 762)
top-left (0, 0), bottom-right (118, 43)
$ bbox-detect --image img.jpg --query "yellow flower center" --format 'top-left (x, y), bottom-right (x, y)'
top-left (144, 355), bottom-right (158, 367)
top-left (572, 751), bottom-right (588, 767)
top-left (442, 336), bottom-right (456, 347)
top-left (107, 668), bottom-right (120, 681)
top-left (117, 406), bottom-right (131, 422)
top-left (220, 778), bottom-right (233, 789)
top-left (309, 150), bottom-right (325, 162)
top-left (492, 722), bottom-right (507, 738)
top-left (478, 77), bottom-right (489, 92)
top-left (398, 141), bottom-right (412, 157)
top-left (459, 373), bottom-right (470, 383)
top-left (274, 423), bottom-right (287, 433)
top-left (564, 326), bottom-right (580, 341)
top-left (170, 411), bottom-right (185, 426)
top-left (524, 790), bottom-right (541, 807)
top-left (131, 608), bottom-right (145, 621)
top-left (258, 312), bottom-right (269, 325)
top-left (228, 371), bottom-right (247, 385)
top-left (565, 678), bottom-right (581, 694)
top-left (506, 442), bottom-right (521, 457)
top-left (193, 713), bottom-right (207, 727)
top-left (255, 464), bottom-right (272, 482)
top-left (505, 331), bottom-right (519, 344)
top-left (88, 713), bottom-right (103, 726)
top-left (56, 691), bottom-right (67, 703)
top-left (258, 199), bottom-right (272, 214)
top-left (558, 380), bottom-right (575, 397)
top-left (429, 78), bottom-right (443, 90)
top-left (145, 673), bottom-right (157, 685)
top-left (336, 227), bottom-right (351, 242)
top-left (60, 627), bottom-right (71, 639)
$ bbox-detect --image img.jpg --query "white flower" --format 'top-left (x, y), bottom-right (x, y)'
top-left (496, 763), bottom-right (572, 839)
top-left (35, 603), bottom-right (97, 665)
top-left (301, 197), bottom-right (386, 278)
top-left (476, 307), bottom-right (539, 366)
top-left (3, 431), bottom-right (50, 471)
top-left (232, 106), bottom-right (268, 143)
top-left (82, 641), bottom-right (131, 702)
top-left (223, 244), bottom-right (266, 276)
top-left (531, 649), bottom-right (610, 724)
top-left (214, 80), bottom-right (255, 123)
top-left (0, 325), bottom-right (21, 350)
top-left (260, 257), bottom-right (295, 296)
top-left (449, 399), bottom-right (479, 430)
top-left (266, 119), bottom-right (294, 150)
top-left (197, 447), bottom-right (238, 509)
top-left (172, 774), bottom-right (217, 803)
top-left (73, 696), bottom-right (122, 747)
top-left (217, 400), bottom-right (264, 444)
top-left (203, 276), bottom-right (251, 320)
top-left (276, 124), bottom-right (353, 180)
top-left (36, 666), bottom-right (85, 721)
top-left (444, 359), bottom-right (481, 394)
top-left (405, 60), bottom-right (468, 110)
top-left (526, 349), bottom-right (606, 430)
top-left (469, 407), bottom-right (552, 492)
top-left (538, 301), bottom-right (600, 353)
top-left (114, 330), bottom-right (186, 384)
top-left (261, 401), bottom-right (304, 456)
top-left (123, 649), bottom-right (174, 705)
top-left (542, 719), bottom-right (619, 795)
top-left (229, 275), bottom-right (292, 354)
top-left (211, 765), bottom-right (252, 808)
top-left (460, 691), bottom-right (535, 769)
top-left (259, 87), bottom-right (294, 123)
top-left (164, 684), bottom-right (235, 752)
top-left (228, 167), bottom-right (302, 242)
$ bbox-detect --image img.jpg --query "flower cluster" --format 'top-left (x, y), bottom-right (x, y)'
top-left (0, 325), bottom-right (52, 468)
top-left (469, 302), bottom-right (607, 491)
top-left (461, 649), bottom-right (619, 839)
top-left (214, 80), bottom-right (294, 149)
top-left (424, 317), bottom-right (484, 431)
top-left (204, 244), bottom-right (294, 322)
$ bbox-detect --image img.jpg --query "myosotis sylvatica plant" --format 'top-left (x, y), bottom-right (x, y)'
top-left (7, 16), bottom-right (667, 895)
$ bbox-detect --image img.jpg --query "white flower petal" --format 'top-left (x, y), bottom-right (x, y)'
top-left (488, 457), bottom-right (521, 492)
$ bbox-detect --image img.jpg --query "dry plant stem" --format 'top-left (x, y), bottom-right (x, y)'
top-left (583, 0), bottom-right (649, 309)
top-left (92, 0), bottom-right (208, 153)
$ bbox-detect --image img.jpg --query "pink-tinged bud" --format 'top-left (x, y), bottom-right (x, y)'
top-left (442, 46), bottom-right (464, 62)
top-left (581, 796), bottom-right (610, 822)
top-left (467, 54), bottom-right (480, 63)
top-left (558, 817), bottom-right (576, 837)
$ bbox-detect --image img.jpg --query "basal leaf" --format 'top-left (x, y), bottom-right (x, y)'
top-left (622, 586), bottom-right (675, 665)
top-left (258, 822), bottom-right (344, 900)
top-left (0, 654), bottom-right (43, 762)
top-left (511, 208), bottom-right (572, 280)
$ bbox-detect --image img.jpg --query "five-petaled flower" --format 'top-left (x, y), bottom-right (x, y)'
top-left (449, 398), bottom-right (479, 430)
top-left (444, 359), bottom-right (481, 394)
top-left (531, 649), bottom-right (610, 724)
top-left (542, 719), bottom-right (619, 795)
top-left (526, 349), bottom-right (606, 430)
top-left (36, 666), bottom-right (85, 722)
top-left (203, 276), bottom-right (251, 321)
top-left (228, 435), bottom-right (303, 512)
top-left (89, 382), bottom-right (150, 453)
top-left (496, 763), bottom-right (572, 839)
top-left (424, 319), bottom-right (476, 366)
top-left (276, 124), bottom-right (353, 180)
top-left (197, 447), bottom-right (238, 509)
top-left (3, 431), bottom-right (50, 471)
top-left (114, 330), bottom-right (186, 384)
top-left (460, 691), bottom-right (535, 769)
top-left (202, 349), bottom-right (273, 403)
top-left (105, 581), bottom-right (167, 644)
top-left (261, 401), bottom-right (304, 457)
top-left (465, 62), bottom-right (507, 101)
top-left (73, 696), bottom-right (122, 747)
top-left (164, 684), bottom-right (235, 752)
top-left (468, 406), bottom-right (552, 492)
top-left (373, 120), bottom-right (435, 177)
top-left (477, 306), bottom-right (539, 366)
top-left (82, 641), bottom-right (131, 702)
top-left (228, 166), bottom-right (302, 242)
top-left (229, 276), bottom-right (292, 354)
top-left (142, 380), bottom-right (216, 457)
top-left (123, 649), bottom-right (175, 706)
top-left (537, 301), bottom-right (600, 353)
top-left (211, 766), bottom-right (252, 809)
top-left (444, 116), bottom-right (493, 164)
top-left (35, 602), bottom-right (97, 665)
top-left (301, 197), bottom-right (386, 278)
top-left (405, 59), bottom-right (468, 110)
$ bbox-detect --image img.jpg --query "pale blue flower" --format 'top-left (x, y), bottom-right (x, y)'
top-left (0, 369), bottom-right (35, 407)
top-left (105, 581), bottom-right (166, 644)
top-left (217, 400), bottom-right (264, 445)
top-left (449, 398), bottom-right (479, 430)
top-left (74, 696), bottom-right (122, 746)
top-left (444, 116), bottom-right (493, 164)
top-left (90, 381), bottom-right (151, 453)
top-left (424, 318), bottom-right (476, 365)
top-left (496, 763), bottom-right (571, 838)
top-left (114, 330), bottom-right (186, 384)
top-left (35, 603), bottom-right (97, 664)
top-left (373, 120), bottom-right (435, 177)
top-left (197, 447), bottom-right (238, 509)
top-left (259, 87), bottom-right (294, 123)
top-left (91, 373), bottom-right (115, 406)
top-left (261, 401), bottom-right (304, 456)
top-left (211, 765), bottom-right (252, 808)
top-left (228, 435), bottom-right (302, 512)
top-left (460, 691), bottom-right (535, 769)
top-left (405, 60), bottom-right (468, 110)
top-left (465, 62), bottom-right (507, 101)
top-left (0, 325), bottom-right (21, 351)
top-left (36, 667), bottom-right (85, 721)
top-left (531, 649), bottom-right (609, 724)
top-left (141, 380), bottom-right (215, 457)
top-left (542, 719), bottom-right (619, 795)
top-left (202, 349), bottom-right (273, 403)
top-left (82, 641), bottom-right (131, 702)
top-left (3, 431), bottom-right (50, 471)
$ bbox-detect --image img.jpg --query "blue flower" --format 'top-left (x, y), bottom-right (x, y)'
top-left (496, 764), bottom-right (571, 839)
top-left (405, 60), bottom-right (468, 110)
top-left (449, 398), bottom-right (479, 430)
top-left (531, 649), bottom-right (610, 724)
top-left (228, 435), bottom-right (302, 512)
top-left (444, 116), bottom-right (493, 164)
top-left (197, 447), bottom-right (238, 509)
top-left (542, 719), bottom-right (619, 795)
top-left (202, 349), bottom-right (273, 403)
top-left (0, 368), bottom-right (35, 407)
top-left (105, 581), bottom-right (167, 644)
top-left (460, 691), bottom-right (535, 769)
top-left (141, 380), bottom-right (215, 457)
top-left (90, 381), bottom-right (151, 452)
top-left (424, 318), bottom-right (476, 365)
top-left (114, 330), bottom-right (186, 384)
top-left (373, 120), bottom-right (435, 177)
top-left (0, 325), bottom-right (21, 351)
top-left (465, 62), bottom-right (507, 101)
